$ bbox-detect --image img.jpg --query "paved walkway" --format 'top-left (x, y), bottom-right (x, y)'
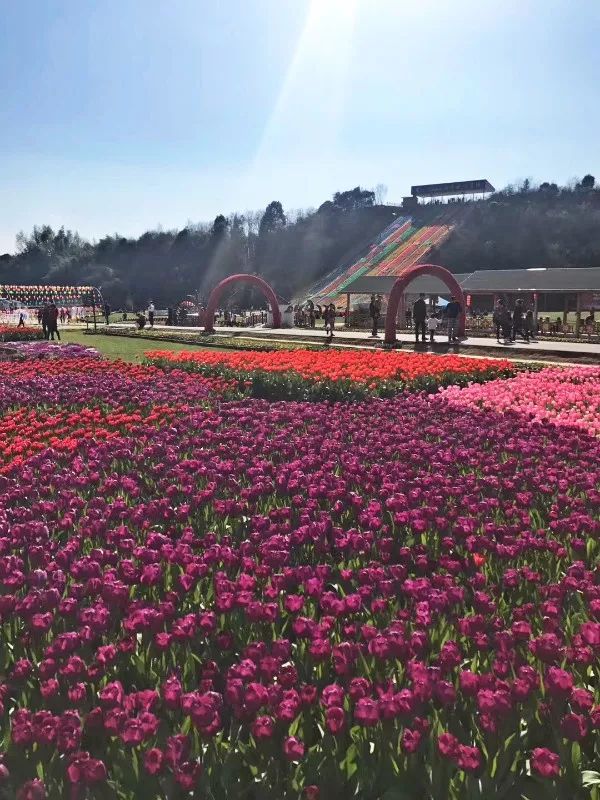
top-left (110, 323), bottom-right (600, 359)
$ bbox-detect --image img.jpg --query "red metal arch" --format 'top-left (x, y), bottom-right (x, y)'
top-left (203, 274), bottom-right (282, 332)
top-left (384, 263), bottom-right (466, 344)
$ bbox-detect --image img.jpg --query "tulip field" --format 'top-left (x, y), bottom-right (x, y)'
top-left (0, 325), bottom-right (43, 343)
top-left (1, 345), bottom-right (600, 799)
top-left (147, 349), bottom-right (517, 400)
top-left (441, 366), bottom-right (600, 436)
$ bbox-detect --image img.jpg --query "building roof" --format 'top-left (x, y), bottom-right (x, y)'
top-left (460, 267), bottom-right (600, 293)
top-left (411, 179), bottom-right (495, 198)
top-left (346, 274), bottom-right (471, 296)
top-left (345, 268), bottom-right (600, 295)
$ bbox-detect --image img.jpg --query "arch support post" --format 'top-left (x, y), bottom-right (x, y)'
top-left (383, 264), bottom-right (466, 345)
top-left (203, 274), bottom-right (282, 332)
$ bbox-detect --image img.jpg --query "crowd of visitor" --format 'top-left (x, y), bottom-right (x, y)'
top-left (36, 303), bottom-right (62, 341)
top-left (292, 295), bottom-right (549, 346)
top-left (292, 301), bottom-right (348, 329)
top-left (410, 293), bottom-right (462, 344)
top-left (492, 298), bottom-right (537, 343)
top-left (13, 292), bottom-right (596, 348)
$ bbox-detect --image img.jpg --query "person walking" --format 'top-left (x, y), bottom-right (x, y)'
top-left (492, 299), bottom-right (506, 343)
top-left (103, 302), bottom-right (111, 325)
top-left (511, 298), bottom-right (526, 342)
top-left (494, 300), bottom-right (512, 343)
top-left (329, 303), bottom-right (336, 339)
top-left (426, 312), bottom-right (439, 342)
top-left (369, 294), bottom-right (382, 337)
top-left (47, 302), bottom-right (60, 341)
top-left (524, 309), bottom-right (536, 342)
top-left (17, 312), bottom-right (25, 328)
top-left (41, 305), bottom-right (50, 339)
top-left (413, 293), bottom-right (427, 344)
top-left (324, 303), bottom-right (336, 341)
top-left (446, 295), bottom-right (462, 343)
top-left (148, 301), bottom-right (155, 328)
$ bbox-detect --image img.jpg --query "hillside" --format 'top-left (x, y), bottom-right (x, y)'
top-left (300, 181), bottom-right (600, 306)
top-left (2, 179), bottom-right (600, 309)
top-left (0, 188), bottom-right (397, 309)
top-left (300, 205), bottom-right (458, 305)
top-left (431, 183), bottom-right (600, 273)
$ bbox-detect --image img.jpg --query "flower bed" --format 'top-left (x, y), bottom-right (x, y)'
top-left (0, 324), bottom-right (43, 342)
top-left (440, 366), bottom-right (600, 435)
top-left (0, 357), bottom-right (235, 414)
top-left (6, 341), bottom-right (101, 359)
top-left (146, 348), bottom-right (517, 400)
top-left (0, 359), bottom-right (237, 477)
top-left (0, 355), bottom-right (599, 799)
top-left (90, 328), bottom-right (322, 351)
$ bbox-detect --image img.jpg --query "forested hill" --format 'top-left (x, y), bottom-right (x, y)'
top-left (2, 178), bottom-right (600, 308)
top-left (0, 188), bottom-right (397, 309)
top-left (431, 177), bottom-right (600, 274)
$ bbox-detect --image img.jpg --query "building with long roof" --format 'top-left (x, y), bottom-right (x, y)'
top-left (343, 267), bottom-right (600, 335)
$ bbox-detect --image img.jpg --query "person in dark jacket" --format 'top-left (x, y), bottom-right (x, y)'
top-left (413, 293), bottom-right (427, 343)
top-left (492, 299), bottom-right (506, 342)
top-left (446, 296), bottom-right (462, 342)
top-left (524, 309), bottom-right (536, 341)
top-left (511, 298), bottom-right (526, 342)
top-left (47, 303), bottom-right (60, 341)
top-left (103, 303), bottom-right (111, 325)
top-left (324, 303), bottom-right (336, 340)
top-left (369, 294), bottom-right (382, 337)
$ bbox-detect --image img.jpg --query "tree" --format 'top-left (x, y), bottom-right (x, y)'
top-left (258, 201), bottom-right (286, 238)
top-left (374, 183), bottom-right (388, 205)
top-left (317, 200), bottom-right (334, 214)
top-left (211, 214), bottom-right (229, 240)
top-left (518, 179), bottom-right (531, 195)
top-left (255, 202), bottom-right (286, 277)
top-left (332, 187), bottom-right (375, 212)
top-left (581, 174), bottom-right (595, 190)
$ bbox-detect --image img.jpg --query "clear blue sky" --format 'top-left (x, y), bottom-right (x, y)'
top-left (1, 0), bottom-right (599, 252)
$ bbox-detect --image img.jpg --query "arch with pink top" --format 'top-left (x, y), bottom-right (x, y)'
top-left (203, 274), bottom-right (282, 332)
top-left (384, 263), bottom-right (466, 345)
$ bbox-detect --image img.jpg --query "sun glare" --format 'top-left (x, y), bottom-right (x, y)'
top-left (246, 0), bottom-right (359, 179)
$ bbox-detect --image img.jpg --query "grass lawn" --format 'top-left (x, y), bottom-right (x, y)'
top-left (60, 330), bottom-right (224, 362)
